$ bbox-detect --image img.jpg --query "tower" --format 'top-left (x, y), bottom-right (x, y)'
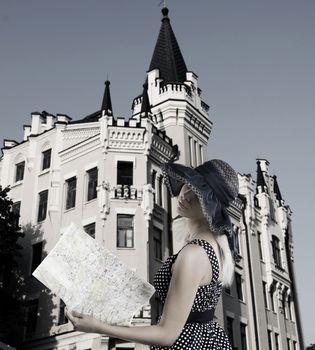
top-left (132, 7), bottom-right (212, 169)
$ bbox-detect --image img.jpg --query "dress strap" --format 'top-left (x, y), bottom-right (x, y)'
top-left (187, 239), bottom-right (220, 284)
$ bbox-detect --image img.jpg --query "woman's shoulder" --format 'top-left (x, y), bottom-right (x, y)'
top-left (175, 241), bottom-right (213, 269)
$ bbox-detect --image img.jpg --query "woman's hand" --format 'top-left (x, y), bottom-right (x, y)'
top-left (65, 307), bottom-right (103, 333)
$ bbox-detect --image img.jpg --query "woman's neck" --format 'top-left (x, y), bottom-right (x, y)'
top-left (187, 218), bottom-right (216, 242)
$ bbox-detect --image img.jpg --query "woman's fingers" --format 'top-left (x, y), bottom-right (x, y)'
top-left (71, 310), bottom-right (83, 318)
top-left (65, 307), bottom-right (83, 319)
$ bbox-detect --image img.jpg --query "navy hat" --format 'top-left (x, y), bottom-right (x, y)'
top-left (161, 159), bottom-right (240, 263)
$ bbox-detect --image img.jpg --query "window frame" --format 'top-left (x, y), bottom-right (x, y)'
top-left (117, 214), bottom-right (134, 248)
top-left (271, 235), bottom-right (282, 268)
top-left (15, 160), bottom-right (25, 182)
top-left (117, 161), bottom-right (133, 186)
top-left (235, 272), bottom-right (244, 301)
top-left (86, 167), bottom-right (98, 202)
top-left (37, 189), bottom-right (48, 222)
top-left (42, 148), bottom-right (52, 171)
top-left (65, 176), bottom-right (77, 210)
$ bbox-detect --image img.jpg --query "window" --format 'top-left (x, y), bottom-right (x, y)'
top-left (12, 201), bottom-right (21, 227)
top-left (225, 285), bottom-right (231, 295)
top-left (87, 167), bottom-right (98, 201)
top-left (58, 299), bottom-right (68, 325)
top-left (257, 231), bottom-right (263, 260)
top-left (275, 333), bottom-right (280, 350)
top-left (42, 149), bottom-right (51, 170)
top-left (31, 241), bottom-right (43, 273)
top-left (226, 317), bottom-right (234, 347)
top-left (282, 292), bottom-right (287, 318)
top-left (153, 227), bottom-right (162, 260)
top-left (272, 235), bottom-right (282, 268)
top-left (117, 161), bottom-right (133, 186)
top-left (287, 338), bottom-right (291, 350)
top-left (194, 140), bottom-right (198, 165)
top-left (117, 214), bottom-right (134, 248)
top-left (293, 340), bottom-right (297, 350)
top-left (84, 223), bottom-right (96, 239)
top-left (66, 177), bottom-right (76, 209)
top-left (158, 176), bottom-right (163, 207)
top-left (25, 298), bottom-right (38, 333)
top-left (263, 281), bottom-right (268, 308)
top-left (235, 272), bottom-right (243, 301)
top-left (151, 170), bottom-right (156, 203)
top-left (269, 196), bottom-right (276, 221)
top-left (234, 226), bottom-right (240, 255)
top-left (270, 284), bottom-right (275, 312)
top-left (37, 189), bottom-right (48, 222)
top-left (240, 323), bottom-right (247, 350)
top-left (268, 330), bottom-right (273, 350)
top-left (188, 135), bottom-right (193, 167)
top-left (15, 161), bottom-right (25, 182)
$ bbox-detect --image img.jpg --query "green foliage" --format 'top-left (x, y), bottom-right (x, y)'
top-left (0, 184), bottom-right (26, 346)
top-left (0, 185), bottom-right (25, 272)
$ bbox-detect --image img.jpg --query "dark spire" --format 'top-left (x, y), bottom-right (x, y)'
top-left (273, 175), bottom-right (283, 202)
top-left (140, 83), bottom-right (151, 117)
top-left (101, 80), bottom-right (113, 116)
top-left (256, 160), bottom-right (267, 193)
top-left (148, 7), bottom-right (188, 84)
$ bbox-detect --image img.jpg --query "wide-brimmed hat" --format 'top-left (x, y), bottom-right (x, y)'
top-left (161, 159), bottom-right (240, 262)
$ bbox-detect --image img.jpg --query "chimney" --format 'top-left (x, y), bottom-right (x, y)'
top-left (31, 112), bottom-right (43, 135)
top-left (56, 114), bottom-right (72, 124)
top-left (3, 139), bottom-right (18, 149)
top-left (23, 125), bottom-right (31, 141)
top-left (46, 114), bottom-right (56, 129)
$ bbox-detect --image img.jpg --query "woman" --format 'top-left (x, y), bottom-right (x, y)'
top-left (66, 159), bottom-right (239, 349)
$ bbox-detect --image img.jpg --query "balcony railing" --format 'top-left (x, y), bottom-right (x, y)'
top-left (114, 184), bottom-right (138, 199)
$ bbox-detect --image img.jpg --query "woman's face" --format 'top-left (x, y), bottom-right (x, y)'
top-left (177, 183), bottom-right (204, 219)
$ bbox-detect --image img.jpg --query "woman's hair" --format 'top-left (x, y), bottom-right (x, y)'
top-left (172, 215), bottom-right (235, 287)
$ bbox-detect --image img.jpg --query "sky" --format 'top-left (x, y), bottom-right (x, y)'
top-left (1, 0), bottom-right (314, 345)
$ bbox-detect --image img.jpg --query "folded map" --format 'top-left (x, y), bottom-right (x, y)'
top-left (32, 222), bottom-right (156, 326)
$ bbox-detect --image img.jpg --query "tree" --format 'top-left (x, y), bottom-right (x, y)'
top-left (0, 184), bottom-right (26, 346)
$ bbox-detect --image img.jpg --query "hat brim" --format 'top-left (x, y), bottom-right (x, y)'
top-left (161, 162), bottom-right (233, 236)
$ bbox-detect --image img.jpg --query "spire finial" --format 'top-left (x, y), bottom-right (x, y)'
top-left (101, 79), bottom-right (113, 116)
top-left (140, 82), bottom-right (151, 117)
top-left (161, 6), bottom-right (169, 18)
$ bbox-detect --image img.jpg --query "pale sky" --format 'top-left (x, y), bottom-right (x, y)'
top-left (0, 0), bottom-right (314, 345)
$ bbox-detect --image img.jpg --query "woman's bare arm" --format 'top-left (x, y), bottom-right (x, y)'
top-left (94, 244), bottom-right (211, 346)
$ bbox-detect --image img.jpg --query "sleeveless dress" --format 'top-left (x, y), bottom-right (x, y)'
top-left (151, 238), bottom-right (232, 350)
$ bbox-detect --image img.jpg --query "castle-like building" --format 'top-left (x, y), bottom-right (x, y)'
top-left (0, 7), bottom-right (304, 350)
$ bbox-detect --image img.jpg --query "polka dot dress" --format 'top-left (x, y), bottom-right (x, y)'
top-left (151, 239), bottom-right (232, 350)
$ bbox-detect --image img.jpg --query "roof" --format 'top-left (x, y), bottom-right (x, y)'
top-left (69, 110), bottom-right (102, 124)
top-left (148, 7), bottom-right (188, 84)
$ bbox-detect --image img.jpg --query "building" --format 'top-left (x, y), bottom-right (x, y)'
top-left (0, 6), bottom-right (304, 350)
